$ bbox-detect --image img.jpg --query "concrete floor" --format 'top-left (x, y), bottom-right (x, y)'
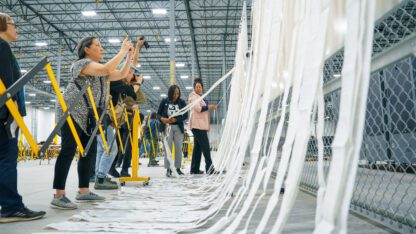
top-left (0, 157), bottom-right (396, 234)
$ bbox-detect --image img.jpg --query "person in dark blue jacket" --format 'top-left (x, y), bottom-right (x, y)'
top-left (0, 12), bottom-right (46, 222)
top-left (157, 85), bottom-right (188, 177)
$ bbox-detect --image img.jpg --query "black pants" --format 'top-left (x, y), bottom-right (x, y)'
top-left (53, 120), bottom-right (97, 190)
top-left (113, 123), bottom-right (132, 174)
top-left (191, 129), bottom-right (213, 173)
top-left (0, 122), bottom-right (24, 214)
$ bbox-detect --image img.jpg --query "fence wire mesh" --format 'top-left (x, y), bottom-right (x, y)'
top-left (296, 0), bottom-right (416, 232)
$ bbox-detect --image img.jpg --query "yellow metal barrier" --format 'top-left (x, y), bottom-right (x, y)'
top-left (119, 109), bottom-right (150, 186)
top-left (124, 108), bottom-right (134, 147)
top-left (45, 63), bottom-right (85, 156)
top-left (86, 86), bottom-right (109, 154)
top-left (184, 135), bottom-right (193, 163)
top-left (109, 100), bottom-right (124, 155)
top-left (147, 117), bottom-right (157, 160)
top-left (0, 80), bottom-right (39, 156)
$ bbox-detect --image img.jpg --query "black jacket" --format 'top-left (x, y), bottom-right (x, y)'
top-left (157, 98), bottom-right (188, 133)
top-left (0, 38), bottom-right (26, 120)
top-left (109, 80), bottom-right (137, 106)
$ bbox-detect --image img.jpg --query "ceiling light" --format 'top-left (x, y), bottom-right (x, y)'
top-left (50, 99), bottom-right (56, 102)
top-left (160, 94), bottom-right (167, 97)
top-left (176, 63), bottom-right (185, 68)
top-left (28, 93), bottom-right (36, 97)
top-left (20, 69), bottom-right (27, 73)
top-left (146, 109), bottom-right (151, 113)
top-left (185, 86), bottom-right (193, 90)
top-left (136, 64), bottom-right (141, 68)
top-left (152, 9), bottom-right (167, 15)
top-left (25, 101), bottom-right (31, 104)
top-left (333, 73), bottom-right (341, 78)
top-left (43, 80), bottom-right (51, 84)
top-left (153, 86), bottom-right (160, 90)
top-left (35, 42), bottom-right (47, 47)
top-left (271, 82), bottom-right (277, 88)
top-left (164, 38), bottom-right (177, 43)
top-left (108, 38), bottom-right (121, 44)
top-left (143, 75), bottom-right (151, 79)
top-left (44, 107), bottom-right (50, 110)
top-left (279, 82), bottom-right (284, 89)
top-left (81, 10), bottom-right (97, 17)
top-left (180, 75), bottom-right (189, 79)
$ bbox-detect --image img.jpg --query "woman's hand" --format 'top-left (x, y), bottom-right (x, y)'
top-left (136, 74), bottom-right (143, 84)
top-left (133, 84), bottom-right (140, 92)
top-left (208, 104), bottom-right (217, 110)
top-left (121, 38), bottom-right (133, 54)
top-left (160, 117), bottom-right (170, 124)
top-left (136, 39), bottom-right (145, 48)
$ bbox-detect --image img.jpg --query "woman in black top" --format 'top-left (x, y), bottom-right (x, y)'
top-left (51, 36), bottom-right (132, 210)
top-left (0, 12), bottom-right (46, 222)
top-left (157, 85), bottom-right (188, 176)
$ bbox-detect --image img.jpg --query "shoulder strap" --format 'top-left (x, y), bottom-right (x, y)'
top-left (73, 79), bottom-right (90, 108)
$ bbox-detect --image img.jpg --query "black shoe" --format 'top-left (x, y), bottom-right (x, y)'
top-left (108, 168), bottom-right (120, 178)
top-left (0, 207), bottom-right (46, 223)
top-left (190, 170), bottom-right (204, 175)
top-left (120, 170), bottom-right (131, 177)
top-left (166, 169), bottom-right (172, 177)
top-left (176, 168), bottom-right (185, 175)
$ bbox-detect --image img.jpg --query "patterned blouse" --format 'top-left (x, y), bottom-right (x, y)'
top-left (63, 58), bottom-right (107, 135)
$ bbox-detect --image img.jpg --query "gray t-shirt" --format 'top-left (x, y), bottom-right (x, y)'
top-left (63, 58), bottom-right (107, 135)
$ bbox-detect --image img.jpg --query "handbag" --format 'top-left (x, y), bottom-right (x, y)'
top-left (108, 95), bottom-right (126, 128)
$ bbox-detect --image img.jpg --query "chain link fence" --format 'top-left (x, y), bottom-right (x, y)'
top-left (258, 1), bottom-right (415, 232)
top-left (298, 0), bottom-right (416, 233)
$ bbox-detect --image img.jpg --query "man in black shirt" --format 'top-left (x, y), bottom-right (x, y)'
top-left (0, 12), bottom-right (45, 223)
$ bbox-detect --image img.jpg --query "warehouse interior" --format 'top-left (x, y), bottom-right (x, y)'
top-left (0, 0), bottom-right (415, 233)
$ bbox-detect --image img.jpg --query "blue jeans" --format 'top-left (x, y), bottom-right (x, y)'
top-left (0, 122), bottom-right (24, 214)
top-left (96, 125), bottom-right (118, 179)
top-left (140, 140), bottom-right (150, 157)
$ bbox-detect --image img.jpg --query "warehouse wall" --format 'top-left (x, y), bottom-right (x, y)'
top-left (23, 105), bottom-right (59, 144)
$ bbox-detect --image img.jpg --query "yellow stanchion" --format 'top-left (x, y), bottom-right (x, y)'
top-left (45, 64), bottom-right (85, 156)
top-left (124, 108), bottom-right (134, 147)
top-left (119, 109), bottom-right (150, 186)
top-left (137, 115), bottom-right (148, 157)
top-left (142, 138), bottom-right (148, 157)
top-left (147, 117), bottom-right (157, 160)
top-left (184, 136), bottom-right (193, 163)
top-left (109, 100), bottom-right (124, 155)
top-left (0, 80), bottom-right (38, 156)
top-left (153, 120), bottom-right (163, 155)
top-left (86, 86), bottom-right (109, 154)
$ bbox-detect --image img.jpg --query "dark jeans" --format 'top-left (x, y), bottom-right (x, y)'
top-left (53, 120), bottom-right (97, 190)
top-left (191, 129), bottom-right (213, 173)
top-left (0, 122), bottom-right (24, 214)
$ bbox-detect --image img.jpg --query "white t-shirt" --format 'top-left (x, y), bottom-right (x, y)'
top-left (167, 103), bottom-right (180, 117)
